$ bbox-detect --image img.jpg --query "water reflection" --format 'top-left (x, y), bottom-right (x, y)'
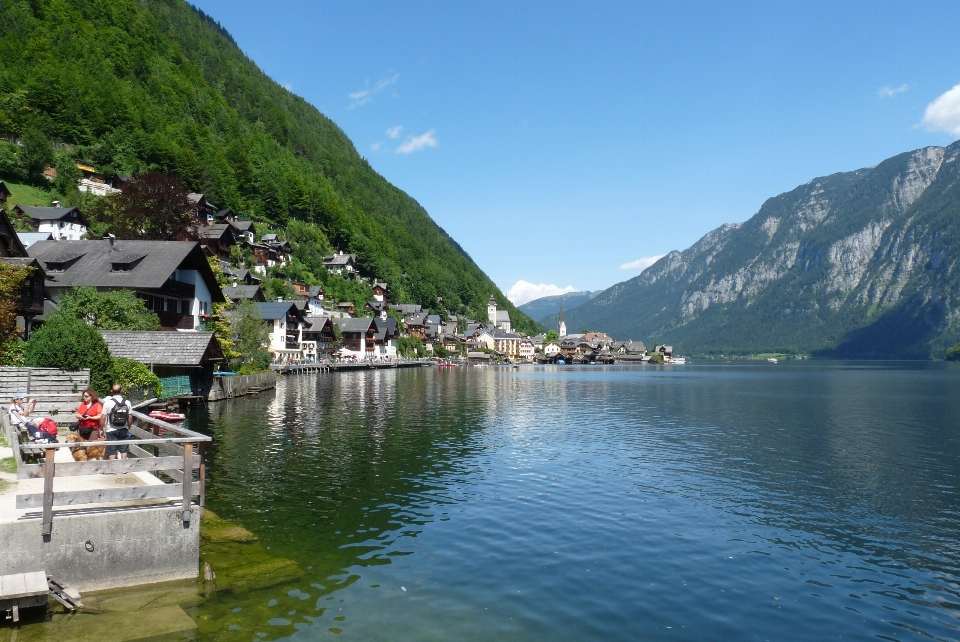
top-left (7, 363), bottom-right (960, 641)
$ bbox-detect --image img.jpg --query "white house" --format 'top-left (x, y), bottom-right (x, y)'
top-left (543, 341), bottom-right (561, 357)
top-left (14, 205), bottom-right (88, 241)
top-left (256, 301), bottom-right (310, 359)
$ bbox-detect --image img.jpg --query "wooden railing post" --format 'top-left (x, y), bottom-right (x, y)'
top-left (198, 441), bottom-right (206, 510)
top-left (182, 442), bottom-right (193, 524)
top-left (42, 448), bottom-right (55, 537)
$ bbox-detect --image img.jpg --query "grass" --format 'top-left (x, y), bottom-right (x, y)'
top-left (0, 457), bottom-right (14, 474)
top-left (6, 179), bottom-right (54, 207)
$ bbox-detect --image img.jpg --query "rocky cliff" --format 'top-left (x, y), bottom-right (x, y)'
top-left (564, 142), bottom-right (960, 358)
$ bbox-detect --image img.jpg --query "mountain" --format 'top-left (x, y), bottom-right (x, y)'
top-left (563, 143), bottom-right (960, 358)
top-left (0, 0), bottom-right (539, 333)
top-left (518, 291), bottom-right (596, 326)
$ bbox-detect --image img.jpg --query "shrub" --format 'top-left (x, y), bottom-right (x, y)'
top-left (25, 315), bottom-right (113, 395)
top-left (112, 357), bottom-right (161, 398)
top-left (648, 353), bottom-right (664, 365)
top-left (947, 343), bottom-right (960, 361)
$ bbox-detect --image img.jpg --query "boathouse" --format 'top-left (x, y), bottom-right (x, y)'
top-left (99, 330), bottom-right (224, 398)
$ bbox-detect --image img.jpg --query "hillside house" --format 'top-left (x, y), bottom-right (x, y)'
top-left (333, 317), bottom-right (376, 360)
top-left (13, 205), bottom-right (88, 241)
top-left (222, 284), bottom-right (266, 303)
top-left (0, 210), bottom-right (46, 338)
top-left (188, 193), bottom-right (218, 225)
top-left (27, 239), bottom-right (225, 329)
top-left (323, 251), bottom-right (358, 277)
top-left (256, 301), bottom-right (310, 359)
top-left (301, 315), bottom-right (335, 360)
top-left (76, 164), bottom-right (122, 196)
top-left (372, 282), bottom-right (388, 302)
top-left (195, 223), bottom-right (238, 260)
top-left (0, 181), bottom-right (10, 206)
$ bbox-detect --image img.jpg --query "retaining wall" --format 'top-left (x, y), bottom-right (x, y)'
top-left (207, 371), bottom-right (277, 402)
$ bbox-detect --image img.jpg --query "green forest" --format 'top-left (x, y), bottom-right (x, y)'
top-left (0, 0), bottom-right (538, 333)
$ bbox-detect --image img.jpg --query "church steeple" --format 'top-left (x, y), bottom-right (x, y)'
top-left (558, 297), bottom-right (567, 337)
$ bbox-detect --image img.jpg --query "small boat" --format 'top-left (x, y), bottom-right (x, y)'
top-left (557, 359), bottom-right (565, 365)
top-left (671, 357), bottom-right (687, 365)
top-left (767, 357), bottom-right (778, 364)
top-left (437, 361), bottom-right (457, 368)
top-left (149, 410), bottom-right (186, 422)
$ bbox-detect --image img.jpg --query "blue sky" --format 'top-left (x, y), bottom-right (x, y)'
top-left (194, 0), bottom-right (960, 304)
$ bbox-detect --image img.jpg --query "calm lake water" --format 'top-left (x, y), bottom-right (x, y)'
top-left (7, 362), bottom-right (960, 641)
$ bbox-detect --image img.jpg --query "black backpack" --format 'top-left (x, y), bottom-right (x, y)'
top-left (109, 397), bottom-right (130, 427)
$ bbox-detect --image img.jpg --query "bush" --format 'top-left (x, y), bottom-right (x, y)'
top-left (648, 353), bottom-right (664, 365)
top-left (25, 315), bottom-right (114, 395)
top-left (433, 344), bottom-right (449, 358)
top-left (947, 343), bottom-right (960, 361)
top-left (112, 357), bottom-right (161, 398)
top-left (0, 341), bottom-right (26, 367)
top-left (397, 336), bottom-right (424, 358)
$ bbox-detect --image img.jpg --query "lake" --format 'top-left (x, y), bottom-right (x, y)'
top-left (8, 361), bottom-right (960, 641)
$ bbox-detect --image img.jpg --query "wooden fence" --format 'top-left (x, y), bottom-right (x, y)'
top-left (0, 367), bottom-right (91, 420)
top-left (3, 410), bottom-right (210, 538)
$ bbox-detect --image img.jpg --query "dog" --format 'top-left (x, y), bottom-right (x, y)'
top-left (66, 431), bottom-right (107, 461)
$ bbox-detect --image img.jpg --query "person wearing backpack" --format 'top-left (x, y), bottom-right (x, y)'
top-left (101, 384), bottom-right (134, 460)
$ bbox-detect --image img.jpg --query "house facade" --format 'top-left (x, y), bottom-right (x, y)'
top-left (28, 239), bottom-right (224, 329)
top-left (14, 205), bottom-right (88, 241)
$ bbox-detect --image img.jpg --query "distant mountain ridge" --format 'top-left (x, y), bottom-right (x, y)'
top-left (562, 142), bottom-right (960, 358)
top-left (517, 291), bottom-right (596, 327)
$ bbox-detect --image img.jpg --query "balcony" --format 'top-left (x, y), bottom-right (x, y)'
top-left (157, 311), bottom-right (195, 330)
top-left (285, 341), bottom-right (300, 350)
top-left (153, 278), bottom-right (195, 299)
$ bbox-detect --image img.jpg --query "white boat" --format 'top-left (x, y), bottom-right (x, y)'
top-left (671, 357), bottom-right (687, 364)
top-left (767, 357), bottom-right (778, 364)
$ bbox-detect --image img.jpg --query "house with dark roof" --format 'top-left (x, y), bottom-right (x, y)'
top-left (322, 251), bottom-right (358, 277)
top-left (365, 299), bottom-right (388, 320)
top-left (194, 223), bottom-right (238, 259)
top-left (222, 284), bottom-right (266, 303)
top-left (301, 315), bottom-right (335, 360)
top-left (1, 209), bottom-right (47, 337)
top-left (256, 301), bottom-right (310, 359)
top-left (28, 238), bottom-right (225, 330)
top-left (372, 282), bottom-right (388, 302)
top-left (333, 317), bottom-right (377, 361)
top-left (188, 193), bottom-right (218, 225)
top-left (13, 205), bottom-right (88, 241)
top-left (99, 330), bottom-right (224, 397)
top-left (16, 231), bottom-right (53, 248)
top-left (231, 219), bottom-right (256, 244)
top-left (372, 317), bottom-right (399, 358)
top-left (0, 181), bottom-right (10, 206)
top-left (306, 286), bottom-right (324, 315)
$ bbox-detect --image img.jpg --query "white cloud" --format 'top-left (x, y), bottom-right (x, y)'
top-left (386, 126), bottom-right (403, 139)
top-left (619, 255), bottom-right (665, 271)
top-left (505, 281), bottom-right (576, 306)
top-left (878, 84), bottom-right (908, 98)
top-left (349, 73), bottom-right (399, 108)
top-left (371, 142), bottom-right (382, 152)
top-left (922, 83), bottom-right (960, 135)
top-left (396, 130), bottom-right (438, 154)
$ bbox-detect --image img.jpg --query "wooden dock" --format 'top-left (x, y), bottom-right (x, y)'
top-left (0, 571), bottom-right (47, 622)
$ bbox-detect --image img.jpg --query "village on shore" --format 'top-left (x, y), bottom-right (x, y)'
top-left (0, 171), bottom-right (677, 404)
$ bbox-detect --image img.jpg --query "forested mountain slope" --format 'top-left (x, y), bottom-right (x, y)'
top-left (0, 0), bottom-right (537, 331)
top-left (565, 143), bottom-right (960, 358)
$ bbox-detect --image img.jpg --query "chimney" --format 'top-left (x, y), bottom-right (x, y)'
top-left (51, 200), bottom-right (62, 208)
top-left (278, 296), bottom-right (283, 302)
top-left (103, 233), bottom-right (115, 247)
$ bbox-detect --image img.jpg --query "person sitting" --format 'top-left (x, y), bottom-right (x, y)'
top-left (66, 389), bottom-right (106, 461)
top-left (8, 392), bottom-right (44, 441)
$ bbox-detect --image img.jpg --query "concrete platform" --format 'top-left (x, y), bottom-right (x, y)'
top-left (0, 441), bottom-right (201, 592)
